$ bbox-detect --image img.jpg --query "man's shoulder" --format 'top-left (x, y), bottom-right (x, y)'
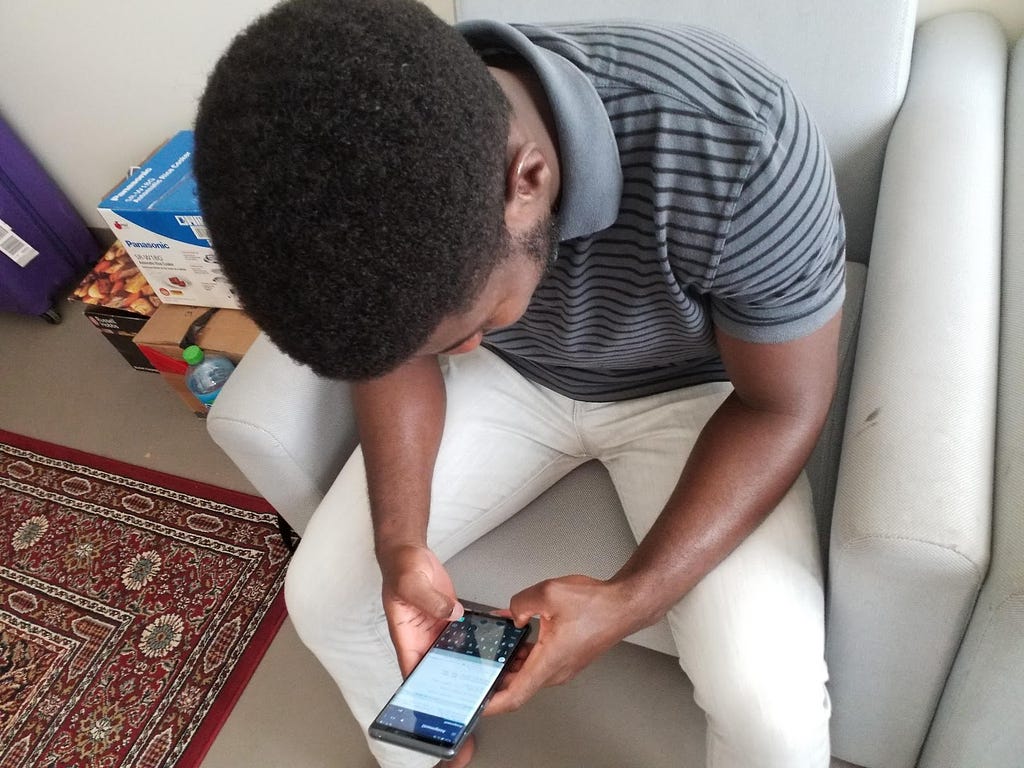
top-left (516, 21), bottom-right (785, 126)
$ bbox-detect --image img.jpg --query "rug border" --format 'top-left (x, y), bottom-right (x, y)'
top-left (0, 428), bottom-right (275, 513)
top-left (177, 590), bottom-right (288, 768)
top-left (1, 427), bottom-right (289, 768)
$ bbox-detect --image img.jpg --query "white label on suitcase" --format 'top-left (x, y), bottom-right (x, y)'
top-left (0, 218), bottom-right (40, 267)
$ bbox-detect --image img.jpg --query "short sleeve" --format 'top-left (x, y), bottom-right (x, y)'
top-left (710, 82), bottom-right (846, 344)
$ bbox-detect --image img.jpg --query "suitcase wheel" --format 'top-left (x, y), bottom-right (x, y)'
top-left (41, 307), bottom-right (62, 325)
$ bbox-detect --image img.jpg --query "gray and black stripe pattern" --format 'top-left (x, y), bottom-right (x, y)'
top-left (474, 22), bottom-right (846, 401)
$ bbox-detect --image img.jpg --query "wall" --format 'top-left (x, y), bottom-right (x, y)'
top-left (0, 0), bottom-right (279, 229)
top-left (0, 0), bottom-right (1018, 230)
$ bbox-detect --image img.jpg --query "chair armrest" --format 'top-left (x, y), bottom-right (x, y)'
top-left (919, 35), bottom-right (1024, 768)
top-left (827, 12), bottom-right (1006, 768)
top-left (206, 333), bottom-right (357, 534)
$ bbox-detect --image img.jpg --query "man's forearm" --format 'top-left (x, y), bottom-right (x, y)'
top-left (351, 356), bottom-right (447, 558)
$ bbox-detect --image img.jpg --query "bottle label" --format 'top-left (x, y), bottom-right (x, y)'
top-left (195, 390), bottom-right (219, 407)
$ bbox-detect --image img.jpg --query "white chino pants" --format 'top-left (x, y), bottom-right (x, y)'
top-left (285, 347), bottom-right (831, 768)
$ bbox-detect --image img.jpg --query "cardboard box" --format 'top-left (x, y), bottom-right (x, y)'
top-left (97, 131), bottom-right (240, 309)
top-left (69, 241), bottom-right (161, 372)
top-left (133, 304), bottom-right (261, 416)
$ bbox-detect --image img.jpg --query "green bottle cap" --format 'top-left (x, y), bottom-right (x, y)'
top-left (182, 345), bottom-right (205, 365)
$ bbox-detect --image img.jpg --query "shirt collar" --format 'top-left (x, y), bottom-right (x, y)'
top-left (456, 20), bottom-right (623, 242)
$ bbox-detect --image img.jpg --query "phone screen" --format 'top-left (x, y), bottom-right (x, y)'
top-left (370, 611), bottom-right (529, 757)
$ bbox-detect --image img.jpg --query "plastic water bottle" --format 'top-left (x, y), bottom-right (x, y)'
top-left (183, 345), bottom-right (235, 410)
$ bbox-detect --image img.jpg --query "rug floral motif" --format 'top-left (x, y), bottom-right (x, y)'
top-left (0, 430), bottom-right (290, 767)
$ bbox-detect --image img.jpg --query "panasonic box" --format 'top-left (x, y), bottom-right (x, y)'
top-left (98, 131), bottom-right (240, 309)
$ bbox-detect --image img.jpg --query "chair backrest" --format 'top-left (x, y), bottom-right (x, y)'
top-left (455, 0), bottom-right (918, 264)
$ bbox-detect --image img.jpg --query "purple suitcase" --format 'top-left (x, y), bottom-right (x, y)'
top-left (0, 115), bottom-right (99, 322)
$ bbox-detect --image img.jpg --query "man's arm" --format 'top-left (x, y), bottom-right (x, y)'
top-left (488, 310), bottom-right (841, 712)
top-left (352, 355), bottom-right (464, 676)
top-left (612, 311), bottom-right (840, 623)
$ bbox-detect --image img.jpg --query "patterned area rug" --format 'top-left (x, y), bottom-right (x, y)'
top-left (0, 429), bottom-right (290, 767)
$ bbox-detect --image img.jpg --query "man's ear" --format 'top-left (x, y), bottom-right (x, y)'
top-left (505, 142), bottom-right (553, 230)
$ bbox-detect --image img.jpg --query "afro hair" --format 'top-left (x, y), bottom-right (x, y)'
top-left (193, 0), bottom-right (510, 379)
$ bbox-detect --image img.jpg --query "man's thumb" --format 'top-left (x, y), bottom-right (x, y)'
top-left (447, 600), bottom-right (465, 622)
top-left (402, 570), bottom-right (461, 620)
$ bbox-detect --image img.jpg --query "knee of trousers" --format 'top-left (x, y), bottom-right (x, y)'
top-left (283, 539), bottom-right (384, 651)
top-left (693, 655), bottom-right (831, 756)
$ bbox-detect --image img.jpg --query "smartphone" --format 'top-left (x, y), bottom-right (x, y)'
top-left (368, 610), bottom-right (530, 760)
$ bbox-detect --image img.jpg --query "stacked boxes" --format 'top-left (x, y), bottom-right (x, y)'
top-left (90, 134), bottom-right (262, 412)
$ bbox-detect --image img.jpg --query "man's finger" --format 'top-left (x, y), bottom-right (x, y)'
top-left (500, 641), bottom-right (533, 676)
top-left (508, 583), bottom-right (550, 626)
top-left (485, 643), bottom-right (554, 715)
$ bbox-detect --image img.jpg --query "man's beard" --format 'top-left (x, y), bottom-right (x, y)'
top-left (513, 213), bottom-right (561, 272)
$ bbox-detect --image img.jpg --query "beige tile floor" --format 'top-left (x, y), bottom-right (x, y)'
top-left (0, 299), bottom-right (858, 768)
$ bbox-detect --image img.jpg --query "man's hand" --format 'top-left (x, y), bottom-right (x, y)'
top-left (486, 574), bottom-right (630, 715)
top-left (380, 544), bottom-right (464, 677)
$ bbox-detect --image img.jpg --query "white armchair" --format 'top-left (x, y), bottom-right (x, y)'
top-left (206, 3), bottom-right (1008, 765)
top-left (918, 34), bottom-right (1024, 768)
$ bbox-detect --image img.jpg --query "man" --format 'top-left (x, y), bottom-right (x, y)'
top-left (194, 0), bottom-right (845, 766)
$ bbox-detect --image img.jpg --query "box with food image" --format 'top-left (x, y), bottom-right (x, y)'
top-left (69, 240), bottom-right (161, 372)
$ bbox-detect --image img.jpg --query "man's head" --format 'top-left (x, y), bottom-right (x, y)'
top-left (194, 0), bottom-right (555, 379)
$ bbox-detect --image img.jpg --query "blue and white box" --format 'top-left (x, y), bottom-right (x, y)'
top-left (98, 131), bottom-right (240, 309)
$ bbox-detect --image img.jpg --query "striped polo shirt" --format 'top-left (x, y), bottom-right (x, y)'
top-left (458, 20), bottom-right (847, 401)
